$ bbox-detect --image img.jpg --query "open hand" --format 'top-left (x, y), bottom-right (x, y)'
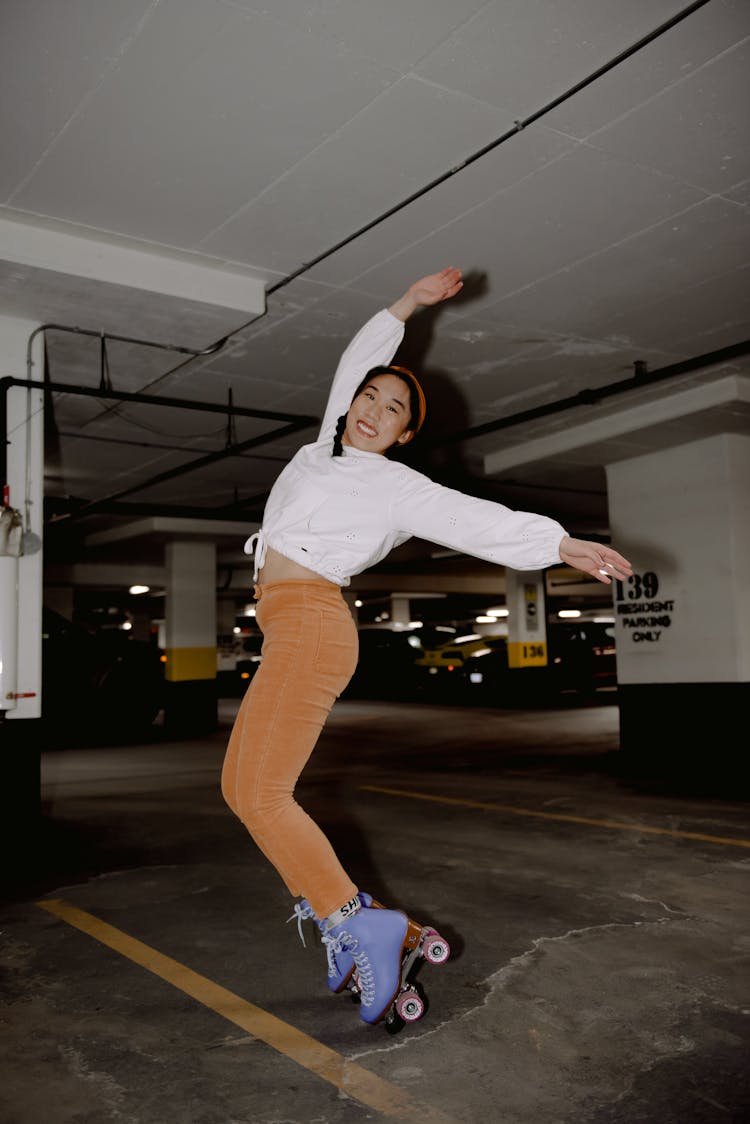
top-left (410, 267), bottom-right (463, 307)
top-left (558, 536), bottom-right (633, 585)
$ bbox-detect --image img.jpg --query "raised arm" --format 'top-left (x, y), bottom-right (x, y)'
top-left (388, 267), bottom-right (463, 322)
top-left (318, 268), bottom-right (463, 443)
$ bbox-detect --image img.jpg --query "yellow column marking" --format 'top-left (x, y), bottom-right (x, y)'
top-left (36, 899), bottom-right (457, 1124)
top-left (360, 786), bottom-right (750, 849)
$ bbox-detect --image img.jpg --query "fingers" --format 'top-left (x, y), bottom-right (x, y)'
top-left (560, 538), bottom-right (633, 586)
top-left (596, 556), bottom-right (632, 580)
top-left (417, 269), bottom-right (463, 305)
top-left (437, 266), bottom-right (463, 292)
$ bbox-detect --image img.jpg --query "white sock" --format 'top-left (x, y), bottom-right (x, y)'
top-left (324, 895), bottom-right (361, 931)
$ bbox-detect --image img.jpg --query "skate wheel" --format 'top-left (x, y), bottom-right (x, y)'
top-left (422, 933), bottom-right (450, 965)
top-left (395, 989), bottom-right (425, 1023)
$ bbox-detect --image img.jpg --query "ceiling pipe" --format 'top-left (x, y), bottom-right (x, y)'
top-left (426, 338), bottom-right (750, 448)
top-left (7, 0), bottom-right (716, 524)
top-left (48, 416), bottom-right (310, 524)
top-left (101, 0), bottom-right (714, 393)
top-left (43, 497), bottom-right (265, 523)
top-left (23, 334), bottom-right (750, 527)
top-left (266, 0), bottom-right (712, 296)
top-left (0, 368), bottom-right (318, 523)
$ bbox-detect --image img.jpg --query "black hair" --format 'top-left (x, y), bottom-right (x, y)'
top-left (331, 365), bottom-right (422, 458)
top-left (332, 413), bottom-right (347, 457)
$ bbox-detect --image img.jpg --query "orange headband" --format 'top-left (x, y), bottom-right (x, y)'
top-left (383, 365), bottom-right (427, 442)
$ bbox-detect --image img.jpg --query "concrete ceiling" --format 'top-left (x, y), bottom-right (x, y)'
top-left (1, 0), bottom-right (749, 608)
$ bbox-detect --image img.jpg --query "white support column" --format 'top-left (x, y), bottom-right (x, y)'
top-left (1, 314), bottom-right (43, 721)
top-left (390, 594), bottom-right (411, 630)
top-left (505, 569), bottom-right (548, 669)
top-left (606, 432), bottom-right (750, 790)
top-left (163, 540), bottom-right (217, 733)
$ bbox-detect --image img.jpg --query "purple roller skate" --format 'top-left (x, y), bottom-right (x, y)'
top-left (321, 904), bottom-right (409, 1024)
top-left (288, 892), bottom-right (374, 993)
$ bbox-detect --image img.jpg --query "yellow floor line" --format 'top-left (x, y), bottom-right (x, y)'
top-left (36, 899), bottom-right (457, 1124)
top-left (360, 785), bottom-right (750, 849)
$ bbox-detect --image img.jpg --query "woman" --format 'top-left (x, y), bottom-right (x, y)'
top-left (221, 267), bottom-right (633, 1025)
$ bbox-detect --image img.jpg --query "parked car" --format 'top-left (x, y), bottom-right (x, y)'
top-left (217, 632), bottom-right (263, 696)
top-left (415, 632), bottom-right (506, 673)
top-left (546, 620), bottom-right (618, 694)
top-left (343, 627), bottom-right (427, 700)
top-left (41, 606), bottom-right (166, 738)
top-left (413, 633), bottom-right (507, 697)
top-left (460, 621), bottom-right (617, 704)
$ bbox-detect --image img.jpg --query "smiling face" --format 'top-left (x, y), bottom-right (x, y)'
top-left (341, 373), bottom-right (414, 454)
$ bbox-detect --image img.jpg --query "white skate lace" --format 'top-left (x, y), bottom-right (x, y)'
top-left (321, 932), bottom-right (346, 980)
top-left (287, 901), bottom-right (315, 948)
top-left (354, 953), bottom-right (375, 1005)
top-left (322, 931), bottom-right (374, 1004)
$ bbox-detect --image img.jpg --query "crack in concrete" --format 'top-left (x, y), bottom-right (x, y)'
top-left (620, 892), bottom-right (686, 913)
top-left (476, 916), bottom-right (673, 998)
top-left (347, 916), bottom-right (677, 1062)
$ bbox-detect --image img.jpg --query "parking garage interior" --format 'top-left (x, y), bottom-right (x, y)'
top-left (2, 2), bottom-right (749, 1122)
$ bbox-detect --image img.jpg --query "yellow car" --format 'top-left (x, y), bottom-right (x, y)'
top-left (415, 633), bottom-right (506, 674)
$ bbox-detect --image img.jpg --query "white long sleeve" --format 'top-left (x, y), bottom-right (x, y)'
top-left (318, 310), bottom-right (405, 442)
top-left (389, 463), bottom-right (566, 572)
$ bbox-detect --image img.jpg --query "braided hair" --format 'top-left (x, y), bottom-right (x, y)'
top-left (331, 365), bottom-right (424, 458)
top-left (332, 413), bottom-right (347, 457)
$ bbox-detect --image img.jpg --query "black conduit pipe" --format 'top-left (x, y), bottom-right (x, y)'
top-left (266, 0), bottom-right (714, 296)
top-left (0, 372), bottom-right (318, 523)
top-left (10, 0), bottom-right (716, 520)
top-left (129, 0), bottom-right (715, 391)
top-left (427, 338), bottom-right (750, 448)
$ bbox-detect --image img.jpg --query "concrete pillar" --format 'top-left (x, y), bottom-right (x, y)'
top-left (606, 433), bottom-right (750, 791)
top-left (0, 314), bottom-right (44, 837)
top-left (390, 594), bottom-right (411, 629)
top-left (163, 540), bottom-right (217, 734)
top-left (505, 569), bottom-right (548, 668)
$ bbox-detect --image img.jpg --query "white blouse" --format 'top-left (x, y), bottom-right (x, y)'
top-left (246, 309), bottom-right (566, 586)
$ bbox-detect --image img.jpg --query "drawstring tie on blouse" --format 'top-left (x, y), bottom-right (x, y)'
top-left (245, 528), bottom-right (267, 582)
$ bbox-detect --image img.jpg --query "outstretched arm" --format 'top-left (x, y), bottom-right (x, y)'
top-left (388, 266), bottom-right (463, 322)
top-left (318, 267), bottom-right (463, 442)
top-left (558, 536), bottom-right (633, 585)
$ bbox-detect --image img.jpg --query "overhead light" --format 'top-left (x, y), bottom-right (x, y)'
top-left (408, 620), bottom-right (423, 629)
top-left (454, 633), bottom-right (480, 643)
top-left (129, 584), bottom-right (150, 595)
top-left (558, 609), bottom-right (581, 618)
top-left (475, 616), bottom-right (497, 624)
top-left (120, 621), bottom-right (133, 630)
top-left (354, 599), bottom-right (363, 608)
top-left (593, 616), bottom-right (615, 623)
top-left (243, 606), bottom-right (256, 617)
top-left (486, 606), bottom-right (508, 617)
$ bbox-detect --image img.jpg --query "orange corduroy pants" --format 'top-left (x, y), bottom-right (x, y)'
top-left (221, 580), bottom-right (359, 920)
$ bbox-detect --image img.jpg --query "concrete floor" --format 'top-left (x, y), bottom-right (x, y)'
top-left (1, 694), bottom-right (749, 1124)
